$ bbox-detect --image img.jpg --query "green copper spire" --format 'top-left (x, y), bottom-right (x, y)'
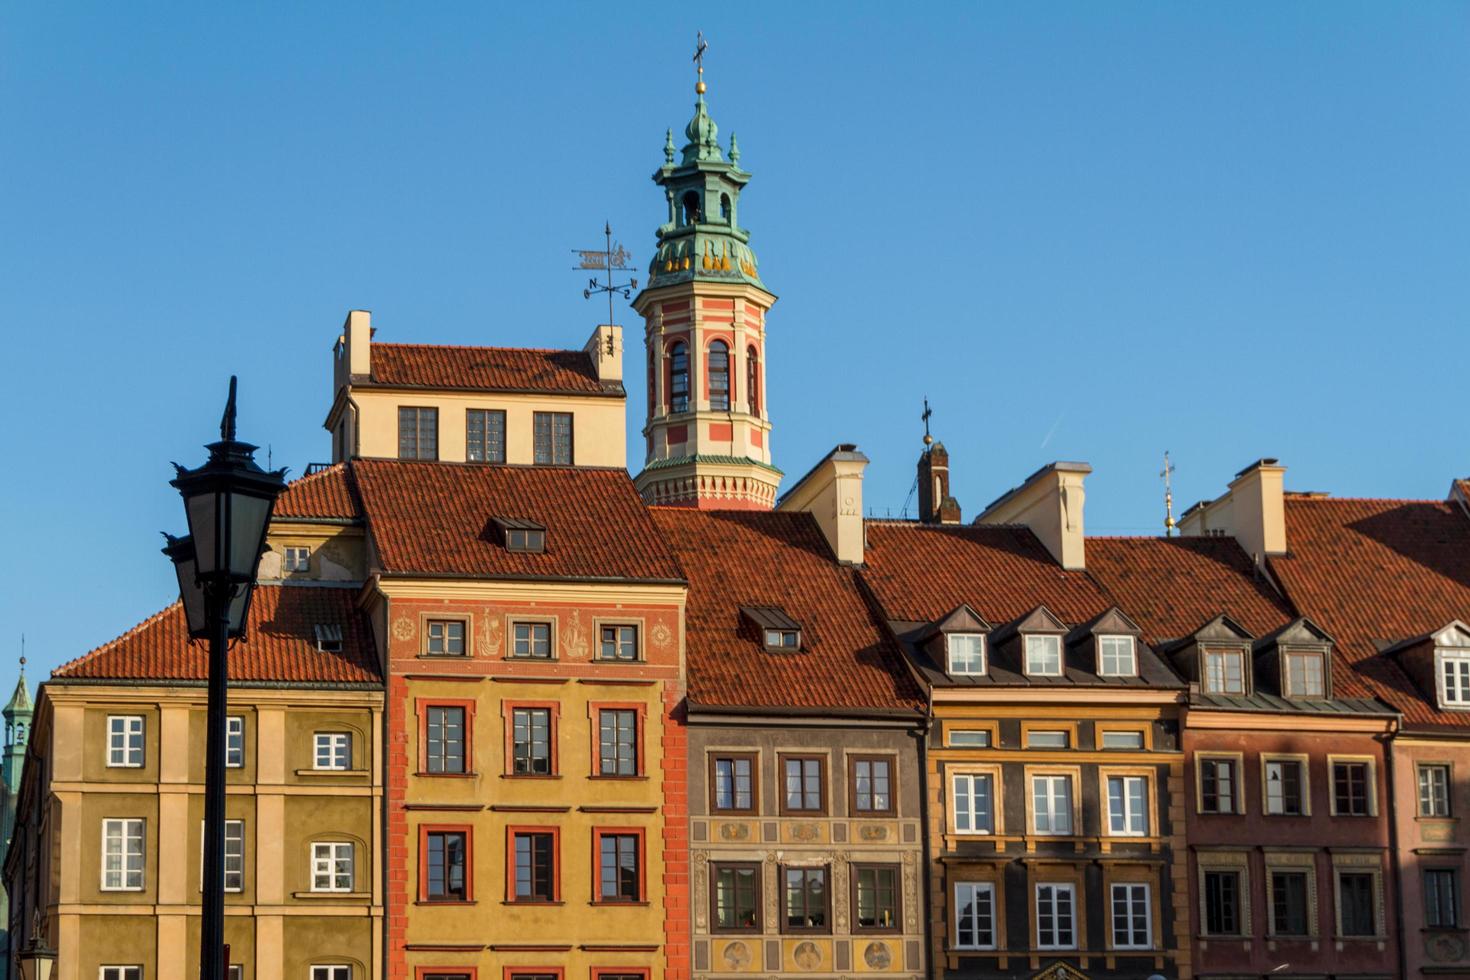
top-left (2, 659), bottom-right (28, 717)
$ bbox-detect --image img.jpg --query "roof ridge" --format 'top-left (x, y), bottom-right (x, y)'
top-left (354, 458), bottom-right (631, 474)
top-left (53, 601), bottom-right (180, 677)
top-left (1286, 494), bottom-right (1447, 505)
top-left (374, 341), bottom-right (584, 356)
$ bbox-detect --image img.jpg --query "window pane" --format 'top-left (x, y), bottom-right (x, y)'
top-left (1271, 872), bottom-right (1309, 935)
top-left (855, 866), bottom-right (898, 929)
top-left (1205, 871), bottom-right (1240, 935)
top-left (955, 883), bottom-right (994, 949)
top-left (533, 412), bottom-right (573, 465)
top-left (715, 865), bottom-right (759, 930)
top-left (670, 344), bottom-right (689, 413)
top-left (513, 708), bottom-right (551, 775)
top-left (1339, 872), bottom-right (1376, 936)
top-left (1100, 636), bottom-right (1136, 675)
top-left (1025, 635), bottom-right (1062, 674)
top-left (709, 342), bottom-right (730, 411)
top-left (599, 709), bottom-right (638, 776)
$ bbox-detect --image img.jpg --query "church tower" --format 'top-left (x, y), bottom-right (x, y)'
top-left (0, 658), bottom-right (31, 980)
top-left (633, 60), bottom-right (782, 509)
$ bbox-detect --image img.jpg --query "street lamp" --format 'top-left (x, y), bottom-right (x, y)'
top-left (16, 933), bottom-right (56, 980)
top-left (165, 376), bottom-right (285, 980)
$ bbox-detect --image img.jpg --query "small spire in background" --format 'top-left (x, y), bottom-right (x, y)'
top-left (729, 131), bottom-right (740, 167)
top-left (693, 30), bottom-right (709, 95)
top-left (1162, 450), bottom-right (1177, 537)
top-left (19, 633), bottom-right (25, 672)
top-left (664, 128), bottom-right (676, 166)
top-left (921, 397), bottom-right (934, 451)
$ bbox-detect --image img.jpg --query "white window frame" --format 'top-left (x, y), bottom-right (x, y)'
top-left (1202, 648), bottom-right (1246, 694)
top-left (1098, 635), bottom-right (1137, 676)
top-left (1110, 882), bottom-right (1152, 949)
top-left (310, 968), bottom-right (351, 980)
top-left (1035, 882), bottom-right (1077, 950)
top-left (226, 716), bottom-right (245, 768)
top-left (953, 881), bottom-right (996, 950)
top-left (1419, 763), bottom-right (1452, 817)
top-left (1107, 775), bottom-right (1149, 836)
top-left (1032, 775), bottom-right (1073, 835)
top-left (101, 818), bottom-right (145, 891)
top-left (107, 715), bottom-right (144, 768)
top-left (311, 841), bottom-right (354, 893)
top-left (946, 633), bottom-right (986, 675)
top-left (99, 969), bottom-right (143, 980)
top-left (199, 819), bottom-right (245, 892)
top-left (1025, 634), bottom-right (1063, 676)
top-left (283, 546), bottom-right (311, 572)
top-left (951, 772), bottom-right (994, 835)
top-left (314, 732), bottom-right (351, 771)
top-left (1441, 651), bottom-right (1470, 709)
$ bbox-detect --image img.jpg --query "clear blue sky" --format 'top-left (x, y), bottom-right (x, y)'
top-left (2, 4), bottom-right (1467, 693)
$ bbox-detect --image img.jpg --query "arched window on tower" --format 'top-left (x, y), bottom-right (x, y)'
top-left (720, 193), bottom-right (732, 222)
top-left (670, 342), bottom-right (690, 413)
top-left (682, 191), bottom-right (701, 225)
top-left (709, 341), bottom-right (730, 411)
top-left (746, 346), bottom-right (760, 415)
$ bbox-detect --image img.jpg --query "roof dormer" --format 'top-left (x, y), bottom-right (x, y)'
top-left (1385, 620), bottom-right (1470, 711)
top-left (1163, 614), bottom-right (1255, 696)
top-left (919, 604), bottom-right (992, 677)
top-left (1253, 617), bottom-right (1334, 700)
top-left (490, 517), bottom-right (547, 554)
top-left (740, 606), bottom-right (803, 653)
top-left (1068, 606), bottom-right (1144, 678)
top-left (995, 606), bottom-right (1069, 678)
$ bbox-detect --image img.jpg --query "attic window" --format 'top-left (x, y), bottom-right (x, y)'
top-left (1284, 650), bottom-right (1326, 699)
top-left (493, 517), bottom-right (546, 554)
top-left (1024, 635), bottom-right (1062, 676)
top-left (947, 634), bottom-right (986, 675)
top-left (1202, 648), bottom-right (1246, 695)
top-left (315, 624), bottom-right (343, 653)
top-left (741, 606), bottom-right (802, 653)
top-left (1098, 636), bottom-right (1136, 677)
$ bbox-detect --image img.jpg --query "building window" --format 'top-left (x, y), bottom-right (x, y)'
top-left (101, 818), bottom-right (145, 890)
top-left (512, 830), bottom-right (557, 902)
top-left (1101, 729), bottom-right (1144, 750)
top-left (1203, 870), bottom-right (1243, 935)
top-left (1199, 758), bottom-right (1237, 814)
top-left (512, 707), bottom-right (553, 775)
top-left (948, 730), bottom-right (991, 748)
top-left (952, 772), bottom-right (994, 834)
top-left (1203, 649), bottom-right (1246, 694)
top-left (954, 882), bottom-right (995, 949)
top-left (946, 634), bottom-right (986, 675)
top-left (1269, 870), bottom-right (1311, 937)
top-left (1107, 775), bottom-right (1149, 835)
top-left (1426, 869), bottom-right (1460, 928)
top-left (1285, 650), bottom-right (1326, 698)
top-left (533, 411), bottom-right (573, 465)
top-left (1025, 634), bottom-right (1062, 675)
top-left (283, 546), bottom-right (311, 572)
top-left (422, 831), bottom-right (466, 901)
top-left (1419, 764), bottom-right (1452, 816)
top-left (1332, 761), bottom-right (1371, 815)
top-left (708, 341), bottom-right (730, 411)
top-left (596, 831), bottom-right (642, 902)
top-left (669, 342), bottom-right (689, 413)
top-left (1265, 759), bottom-right (1305, 815)
top-left (311, 967), bottom-right (351, 980)
top-left (1026, 730), bottom-right (1069, 749)
top-left (711, 753), bottom-right (756, 813)
top-left (712, 863), bottom-right (760, 932)
top-left (502, 523), bottom-right (545, 553)
top-left (107, 715), bottom-right (144, 768)
top-left (314, 732), bottom-right (351, 771)
top-left (780, 755), bottom-right (826, 813)
top-left (1032, 775), bottom-right (1073, 835)
top-left (426, 706), bottom-right (467, 774)
top-left (1111, 882), bottom-right (1151, 949)
top-left (763, 628), bottom-right (800, 651)
top-left (1035, 883), bottom-right (1077, 949)
top-left (466, 408), bottom-right (507, 463)
top-left (100, 970), bottom-right (142, 980)
top-left (425, 620), bottom-right (466, 656)
top-left (746, 346), bottom-right (759, 415)
top-left (599, 625), bottom-right (638, 661)
top-left (1442, 652), bottom-right (1470, 707)
top-left (597, 709), bottom-right (638, 777)
top-left (311, 841), bottom-right (354, 893)
top-left (782, 866), bottom-right (830, 932)
top-left (1338, 871), bottom-right (1377, 937)
top-left (512, 622), bottom-right (553, 659)
top-left (397, 406), bottom-right (438, 460)
top-left (199, 820), bottom-right (245, 892)
top-left (226, 716), bottom-right (245, 768)
top-left (1099, 635), bottom-right (1137, 676)
top-left (850, 756), bottom-right (893, 814)
top-left (853, 864), bottom-right (900, 931)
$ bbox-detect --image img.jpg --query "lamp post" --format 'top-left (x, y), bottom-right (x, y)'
top-left (164, 377), bottom-right (285, 980)
top-left (16, 935), bottom-right (55, 980)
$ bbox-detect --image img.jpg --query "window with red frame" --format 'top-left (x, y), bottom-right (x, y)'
top-left (512, 831), bottom-right (557, 902)
top-left (596, 831), bottom-right (642, 902)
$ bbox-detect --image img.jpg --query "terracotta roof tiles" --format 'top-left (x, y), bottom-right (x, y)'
top-left (274, 463), bottom-right (360, 521)
top-left (368, 343), bottom-right (614, 395)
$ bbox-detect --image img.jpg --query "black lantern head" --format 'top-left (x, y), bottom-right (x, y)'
top-left (161, 533), bottom-right (207, 638)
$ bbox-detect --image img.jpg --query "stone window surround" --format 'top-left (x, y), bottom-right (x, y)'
top-left (1330, 850), bottom-right (1387, 940)
top-left (1023, 764), bottom-right (1083, 837)
top-left (1260, 752), bottom-right (1313, 817)
top-left (1263, 848), bottom-right (1319, 940)
top-left (1097, 766), bottom-right (1157, 838)
top-left (947, 763), bottom-right (1004, 837)
top-left (419, 611), bottom-right (473, 658)
top-left (1196, 848), bottom-right (1252, 939)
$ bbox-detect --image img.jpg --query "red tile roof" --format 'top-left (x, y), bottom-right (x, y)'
top-left (861, 521), bottom-right (1110, 626)
top-left (368, 343), bottom-right (613, 395)
top-left (1269, 496), bottom-right (1470, 728)
top-left (651, 509), bottom-right (923, 713)
top-left (53, 586), bottom-right (380, 685)
top-left (352, 459), bottom-right (682, 582)
top-left (274, 463), bottom-right (360, 521)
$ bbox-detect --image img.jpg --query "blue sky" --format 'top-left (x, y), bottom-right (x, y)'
top-left (2, 3), bottom-right (1467, 692)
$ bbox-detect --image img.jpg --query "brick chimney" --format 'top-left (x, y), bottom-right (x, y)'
top-left (918, 443), bottom-right (962, 524)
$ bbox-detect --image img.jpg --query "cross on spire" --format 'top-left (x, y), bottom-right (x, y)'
top-left (693, 31), bottom-right (708, 93)
top-left (1161, 450), bottom-right (1177, 537)
top-left (921, 397), bottom-right (934, 449)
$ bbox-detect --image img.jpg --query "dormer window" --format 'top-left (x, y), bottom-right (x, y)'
top-left (1442, 652), bottom-right (1470, 707)
top-left (765, 629), bottom-right (799, 651)
top-left (947, 634), bottom-right (986, 675)
top-left (1284, 650), bottom-right (1326, 699)
top-left (1098, 636), bottom-right (1136, 677)
top-left (314, 624), bottom-right (343, 653)
top-left (1202, 648), bottom-right (1246, 695)
top-left (494, 518), bottom-right (546, 554)
top-left (741, 606), bottom-right (803, 653)
top-left (1025, 635), bottom-right (1062, 676)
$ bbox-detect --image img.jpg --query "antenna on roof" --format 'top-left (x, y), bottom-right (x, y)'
top-left (1161, 450), bottom-right (1177, 537)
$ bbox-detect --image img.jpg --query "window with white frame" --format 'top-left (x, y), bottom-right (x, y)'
top-left (1111, 882), bottom-right (1151, 949)
top-left (953, 882), bottom-right (995, 949)
top-left (199, 820), bottom-right (245, 892)
top-left (1442, 651), bottom-right (1470, 708)
top-left (1419, 764), bottom-right (1452, 817)
top-left (1284, 650), bottom-right (1326, 698)
top-left (107, 715), bottom-right (144, 767)
top-left (1035, 883), bottom-right (1076, 949)
top-left (1099, 635), bottom-right (1137, 676)
top-left (1202, 648), bottom-right (1246, 694)
top-left (1025, 635), bottom-right (1062, 675)
top-left (1107, 775), bottom-right (1149, 835)
top-left (100, 968), bottom-right (142, 980)
top-left (951, 773), bottom-right (994, 834)
top-left (312, 842), bottom-right (354, 892)
top-left (311, 967), bottom-right (351, 980)
top-left (314, 732), bottom-right (351, 770)
top-left (226, 716), bottom-right (245, 768)
top-left (1031, 775), bottom-right (1073, 835)
top-left (101, 818), bottom-right (145, 890)
top-left (283, 546), bottom-right (311, 572)
top-left (947, 634), bottom-right (986, 675)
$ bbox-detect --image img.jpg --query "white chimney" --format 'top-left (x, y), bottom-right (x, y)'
top-left (1178, 458), bottom-right (1287, 564)
top-left (975, 462), bottom-right (1091, 570)
top-left (776, 445), bottom-right (868, 565)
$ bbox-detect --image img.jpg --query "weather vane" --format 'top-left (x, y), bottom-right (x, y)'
top-left (1161, 450), bottom-right (1177, 537)
top-left (574, 223), bottom-right (637, 328)
top-left (921, 397), bottom-right (934, 449)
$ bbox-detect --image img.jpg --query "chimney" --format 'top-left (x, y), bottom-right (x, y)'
top-left (1178, 458), bottom-right (1287, 564)
top-left (775, 444), bottom-right (868, 564)
top-left (586, 324), bottom-right (623, 385)
top-left (976, 462), bottom-right (1091, 570)
top-left (340, 310), bottom-right (372, 379)
top-left (918, 443), bottom-right (962, 524)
